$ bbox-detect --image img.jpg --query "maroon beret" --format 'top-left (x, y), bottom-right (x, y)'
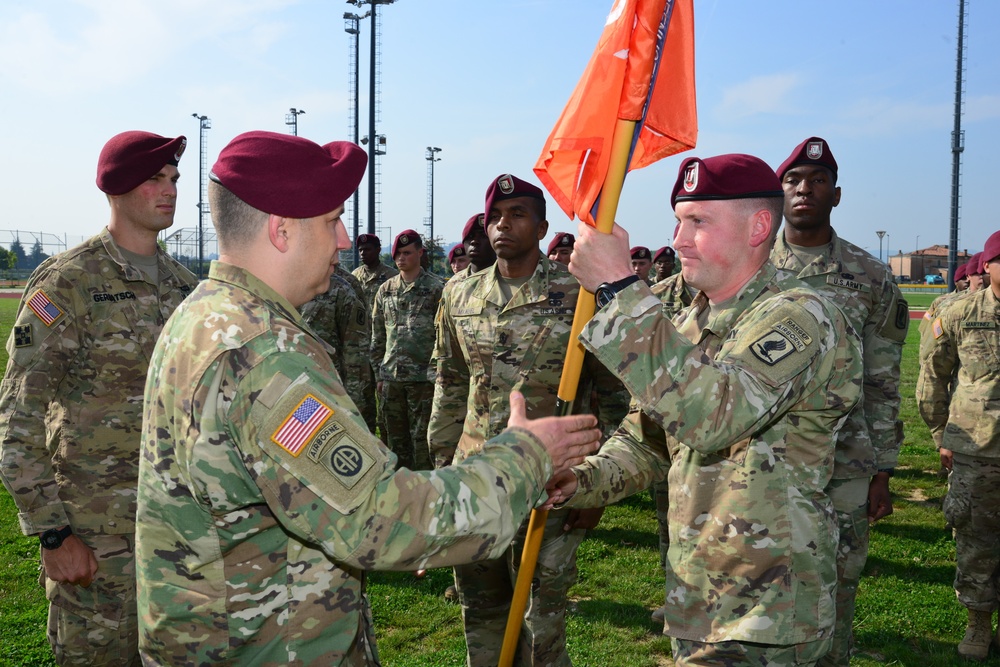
top-left (983, 231), bottom-right (1000, 265)
top-left (448, 245), bottom-right (467, 262)
top-left (485, 174), bottom-right (545, 222)
top-left (776, 136), bottom-right (839, 182)
top-left (954, 263), bottom-right (968, 282)
top-left (547, 232), bottom-right (575, 255)
top-left (653, 246), bottom-right (676, 262)
top-left (210, 131), bottom-right (367, 218)
top-left (392, 229), bottom-right (422, 257)
top-left (356, 233), bottom-right (381, 248)
top-left (671, 154), bottom-right (783, 208)
top-left (97, 131), bottom-right (187, 195)
top-left (630, 246), bottom-right (651, 260)
top-left (462, 213), bottom-right (485, 241)
top-left (969, 252), bottom-right (984, 275)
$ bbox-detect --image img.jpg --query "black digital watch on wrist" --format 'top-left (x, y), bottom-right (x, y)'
top-left (40, 525), bottom-right (73, 550)
top-left (595, 274), bottom-right (641, 309)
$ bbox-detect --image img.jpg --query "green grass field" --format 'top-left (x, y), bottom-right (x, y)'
top-left (1, 293), bottom-right (995, 666)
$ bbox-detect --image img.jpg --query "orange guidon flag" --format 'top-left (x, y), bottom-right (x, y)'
top-left (534, 0), bottom-right (697, 225)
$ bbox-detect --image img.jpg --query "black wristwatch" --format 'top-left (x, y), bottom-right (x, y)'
top-left (40, 525), bottom-right (73, 550)
top-left (595, 275), bottom-right (641, 309)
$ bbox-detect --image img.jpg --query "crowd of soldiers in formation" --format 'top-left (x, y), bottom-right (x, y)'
top-left (2, 129), bottom-right (998, 667)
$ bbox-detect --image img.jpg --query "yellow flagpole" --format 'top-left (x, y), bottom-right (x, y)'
top-left (498, 117), bottom-right (638, 667)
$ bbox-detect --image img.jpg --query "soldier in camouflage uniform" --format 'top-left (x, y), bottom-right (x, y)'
top-left (547, 154), bottom-right (863, 666)
top-left (371, 230), bottom-right (444, 471)
top-left (0, 131), bottom-right (196, 666)
top-left (647, 267), bottom-right (695, 626)
top-left (770, 137), bottom-right (909, 666)
top-left (429, 174), bottom-right (629, 667)
top-left (449, 213), bottom-right (497, 283)
top-left (630, 245), bottom-right (653, 284)
top-left (546, 231), bottom-right (574, 265)
top-left (920, 258), bottom-right (974, 343)
top-left (353, 233), bottom-right (398, 443)
top-left (917, 230), bottom-right (1000, 661)
top-left (449, 244), bottom-right (471, 275)
top-left (652, 245), bottom-right (677, 282)
top-left (135, 131), bottom-right (602, 667)
top-left (302, 265), bottom-right (376, 433)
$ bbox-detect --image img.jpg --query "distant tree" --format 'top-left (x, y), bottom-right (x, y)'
top-left (9, 239), bottom-right (27, 270)
top-left (29, 241), bottom-right (49, 271)
top-left (0, 247), bottom-right (15, 278)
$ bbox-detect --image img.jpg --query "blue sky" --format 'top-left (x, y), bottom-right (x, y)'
top-left (1, 0), bottom-right (997, 262)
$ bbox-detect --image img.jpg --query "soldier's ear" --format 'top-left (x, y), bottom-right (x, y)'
top-left (268, 215), bottom-right (292, 253)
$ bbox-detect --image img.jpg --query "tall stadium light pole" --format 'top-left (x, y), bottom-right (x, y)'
top-left (425, 146), bottom-right (441, 261)
top-left (285, 108), bottom-right (305, 136)
top-left (344, 10), bottom-right (368, 267)
top-left (191, 113), bottom-right (211, 279)
top-left (948, 0), bottom-right (968, 290)
top-left (876, 230), bottom-right (886, 263)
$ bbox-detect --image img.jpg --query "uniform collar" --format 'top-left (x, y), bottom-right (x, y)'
top-left (208, 260), bottom-right (303, 324)
top-left (772, 228), bottom-right (843, 275)
top-left (479, 256), bottom-right (551, 309)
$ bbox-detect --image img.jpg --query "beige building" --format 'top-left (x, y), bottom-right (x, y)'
top-left (888, 245), bottom-right (971, 283)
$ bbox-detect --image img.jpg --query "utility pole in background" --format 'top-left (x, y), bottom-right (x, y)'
top-left (191, 113), bottom-right (211, 279)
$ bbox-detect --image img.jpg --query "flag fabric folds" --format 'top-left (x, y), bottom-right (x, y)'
top-left (534, 0), bottom-right (697, 225)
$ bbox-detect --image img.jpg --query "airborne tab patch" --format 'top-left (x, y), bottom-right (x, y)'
top-left (271, 394), bottom-right (333, 457)
top-left (750, 331), bottom-right (795, 366)
top-left (771, 318), bottom-right (812, 352)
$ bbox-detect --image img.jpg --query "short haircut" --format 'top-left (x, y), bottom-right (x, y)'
top-left (732, 196), bottom-right (783, 241)
top-left (209, 180), bottom-right (269, 251)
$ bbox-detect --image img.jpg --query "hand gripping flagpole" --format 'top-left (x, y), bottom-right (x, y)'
top-left (497, 118), bottom-right (637, 667)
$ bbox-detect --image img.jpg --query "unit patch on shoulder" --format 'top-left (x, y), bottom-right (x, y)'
top-left (771, 318), bottom-right (812, 352)
top-left (321, 439), bottom-right (376, 490)
top-left (271, 394), bottom-right (333, 457)
top-left (750, 330), bottom-right (796, 366)
top-left (932, 318), bottom-right (944, 339)
top-left (13, 324), bottom-right (33, 348)
top-left (27, 290), bottom-right (64, 326)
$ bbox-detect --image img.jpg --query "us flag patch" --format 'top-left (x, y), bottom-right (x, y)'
top-left (272, 395), bottom-right (333, 457)
top-left (27, 290), bottom-right (63, 326)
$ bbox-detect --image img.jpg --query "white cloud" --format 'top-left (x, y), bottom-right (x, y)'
top-left (717, 73), bottom-right (801, 119)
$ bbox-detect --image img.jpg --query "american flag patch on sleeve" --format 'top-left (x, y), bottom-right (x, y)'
top-left (27, 290), bottom-right (64, 326)
top-left (272, 394), bottom-right (333, 456)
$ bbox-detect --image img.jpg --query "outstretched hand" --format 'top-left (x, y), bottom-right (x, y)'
top-left (506, 391), bottom-right (601, 477)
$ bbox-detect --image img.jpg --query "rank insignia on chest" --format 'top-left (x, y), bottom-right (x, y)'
top-left (272, 394), bottom-right (334, 456)
top-left (750, 330), bottom-right (796, 366)
top-left (27, 289), bottom-right (64, 326)
top-left (13, 324), bottom-right (33, 348)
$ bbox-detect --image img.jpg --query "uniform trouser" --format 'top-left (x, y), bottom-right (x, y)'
top-left (817, 476), bottom-right (870, 667)
top-left (381, 380), bottom-right (433, 471)
top-left (454, 507), bottom-right (585, 667)
top-left (372, 363), bottom-right (388, 444)
top-left (652, 478), bottom-right (669, 568)
top-left (945, 453), bottom-right (1000, 611)
top-left (43, 533), bottom-right (139, 666)
top-left (670, 637), bottom-right (830, 667)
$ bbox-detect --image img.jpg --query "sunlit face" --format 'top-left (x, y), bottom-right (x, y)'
top-left (673, 199), bottom-right (754, 299)
top-left (394, 244), bottom-right (422, 273)
top-left (112, 165), bottom-right (180, 234)
top-left (631, 258), bottom-right (652, 280)
top-left (294, 205), bottom-right (349, 305)
top-left (549, 246), bottom-right (573, 265)
top-left (486, 197), bottom-right (547, 261)
top-left (781, 165), bottom-right (840, 232)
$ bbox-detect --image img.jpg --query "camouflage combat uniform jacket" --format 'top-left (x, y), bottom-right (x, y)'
top-left (0, 227), bottom-right (195, 536)
top-left (771, 230), bottom-right (908, 476)
top-left (371, 268), bottom-right (444, 383)
top-left (566, 263), bottom-right (863, 645)
top-left (136, 261), bottom-right (553, 666)
top-left (302, 267), bottom-right (375, 429)
top-left (916, 287), bottom-right (1000, 458)
top-left (352, 261), bottom-right (398, 311)
top-left (651, 272), bottom-right (694, 319)
top-left (429, 257), bottom-right (628, 468)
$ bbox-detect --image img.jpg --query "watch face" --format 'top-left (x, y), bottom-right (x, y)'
top-left (595, 287), bottom-right (613, 309)
top-left (40, 530), bottom-right (62, 550)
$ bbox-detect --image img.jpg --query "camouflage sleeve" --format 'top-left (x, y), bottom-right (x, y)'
top-left (301, 296), bottom-right (345, 374)
top-left (583, 351), bottom-right (631, 442)
top-left (915, 312), bottom-right (956, 448)
top-left (865, 280), bottom-right (907, 469)
top-left (0, 270), bottom-right (80, 534)
top-left (580, 282), bottom-right (856, 453)
top-left (564, 406), bottom-right (670, 508)
top-left (232, 352), bottom-right (552, 570)
top-left (427, 286), bottom-right (469, 468)
top-left (370, 283), bottom-right (388, 381)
